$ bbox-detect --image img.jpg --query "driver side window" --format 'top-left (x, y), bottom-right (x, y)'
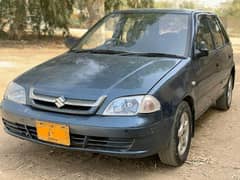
top-left (196, 16), bottom-right (214, 50)
top-left (81, 16), bottom-right (120, 50)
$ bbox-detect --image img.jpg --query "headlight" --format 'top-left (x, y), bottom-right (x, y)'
top-left (4, 82), bottom-right (26, 104)
top-left (103, 95), bottom-right (161, 116)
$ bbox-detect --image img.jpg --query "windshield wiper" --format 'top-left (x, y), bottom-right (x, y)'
top-left (71, 49), bottom-right (187, 59)
top-left (71, 49), bottom-right (128, 55)
top-left (120, 52), bottom-right (187, 59)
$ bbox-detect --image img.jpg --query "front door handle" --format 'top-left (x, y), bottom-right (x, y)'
top-left (216, 63), bottom-right (221, 71)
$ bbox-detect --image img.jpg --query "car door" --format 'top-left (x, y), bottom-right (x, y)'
top-left (208, 16), bottom-right (233, 98)
top-left (192, 15), bottom-right (219, 117)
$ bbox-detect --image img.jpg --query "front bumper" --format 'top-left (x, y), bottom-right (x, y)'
top-left (1, 100), bottom-right (173, 158)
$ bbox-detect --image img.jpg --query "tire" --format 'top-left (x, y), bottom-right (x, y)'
top-left (216, 75), bottom-right (233, 110)
top-left (158, 101), bottom-right (192, 167)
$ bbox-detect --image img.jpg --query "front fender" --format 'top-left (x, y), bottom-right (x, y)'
top-left (149, 59), bottom-right (196, 120)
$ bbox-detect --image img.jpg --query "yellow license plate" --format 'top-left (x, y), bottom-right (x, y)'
top-left (36, 121), bottom-right (70, 146)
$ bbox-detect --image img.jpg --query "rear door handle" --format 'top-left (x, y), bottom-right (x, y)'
top-left (216, 63), bottom-right (221, 71)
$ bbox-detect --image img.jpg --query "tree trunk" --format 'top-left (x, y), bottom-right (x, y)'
top-left (86, 0), bottom-right (105, 28)
top-left (8, 0), bottom-right (27, 40)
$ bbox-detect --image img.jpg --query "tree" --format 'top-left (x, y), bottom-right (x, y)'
top-left (76, 0), bottom-right (154, 28)
top-left (228, 0), bottom-right (240, 17)
top-left (86, 0), bottom-right (105, 27)
top-left (29, 0), bottom-right (74, 36)
top-left (0, 0), bottom-right (74, 39)
top-left (0, 0), bottom-right (27, 40)
top-left (0, 0), bottom-right (154, 39)
top-left (155, 1), bottom-right (175, 8)
top-left (179, 1), bottom-right (196, 9)
top-left (127, 0), bottom-right (154, 8)
top-left (75, 0), bottom-right (105, 28)
top-left (105, 0), bottom-right (123, 14)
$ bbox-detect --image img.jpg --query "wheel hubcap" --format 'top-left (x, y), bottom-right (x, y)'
top-left (177, 112), bottom-right (190, 156)
top-left (227, 77), bottom-right (233, 106)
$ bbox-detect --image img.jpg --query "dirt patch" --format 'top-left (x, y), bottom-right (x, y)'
top-left (0, 38), bottom-right (240, 180)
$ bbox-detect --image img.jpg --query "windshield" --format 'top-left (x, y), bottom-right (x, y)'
top-left (73, 13), bottom-right (190, 56)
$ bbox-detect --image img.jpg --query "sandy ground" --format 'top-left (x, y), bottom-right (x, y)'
top-left (0, 38), bottom-right (240, 180)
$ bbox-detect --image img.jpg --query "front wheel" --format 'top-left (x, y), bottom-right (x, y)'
top-left (158, 101), bottom-right (192, 166)
top-left (216, 75), bottom-right (233, 110)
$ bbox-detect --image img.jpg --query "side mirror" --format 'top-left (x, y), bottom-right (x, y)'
top-left (64, 37), bottom-right (79, 49)
top-left (195, 41), bottom-right (209, 57)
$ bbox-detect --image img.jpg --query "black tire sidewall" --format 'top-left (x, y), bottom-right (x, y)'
top-left (226, 76), bottom-right (233, 108)
top-left (172, 101), bottom-right (192, 164)
top-left (216, 75), bottom-right (234, 110)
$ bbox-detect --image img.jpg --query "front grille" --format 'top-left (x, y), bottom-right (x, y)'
top-left (71, 134), bottom-right (134, 151)
top-left (3, 120), bottom-right (36, 138)
top-left (3, 120), bottom-right (134, 151)
top-left (29, 88), bottom-right (106, 115)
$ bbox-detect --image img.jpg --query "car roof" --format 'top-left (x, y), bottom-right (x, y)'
top-left (113, 8), bottom-right (215, 16)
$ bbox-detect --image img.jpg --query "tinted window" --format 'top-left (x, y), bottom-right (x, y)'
top-left (208, 17), bottom-right (224, 48)
top-left (196, 17), bottom-right (214, 50)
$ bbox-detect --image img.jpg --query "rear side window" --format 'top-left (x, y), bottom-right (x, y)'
top-left (215, 17), bottom-right (230, 44)
top-left (196, 17), bottom-right (214, 50)
top-left (208, 17), bottom-right (224, 48)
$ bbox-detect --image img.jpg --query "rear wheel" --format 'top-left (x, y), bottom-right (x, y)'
top-left (216, 75), bottom-right (233, 110)
top-left (158, 101), bottom-right (192, 166)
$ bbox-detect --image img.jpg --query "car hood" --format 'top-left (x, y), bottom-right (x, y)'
top-left (16, 52), bottom-right (181, 100)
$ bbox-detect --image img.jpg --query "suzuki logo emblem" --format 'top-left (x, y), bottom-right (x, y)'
top-left (55, 96), bottom-right (66, 108)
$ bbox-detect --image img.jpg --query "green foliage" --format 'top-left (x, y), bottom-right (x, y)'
top-left (179, 1), bottom-right (196, 9)
top-left (229, 0), bottom-right (240, 17)
top-left (215, 0), bottom-right (240, 18)
top-left (127, 0), bottom-right (154, 8)
top-left (29, 0), bottom-right (74, 36)
top-left (74, 0), bottom-right (154, 28)
top-left (0, 0), bottom-right (74, 39)
top-left (0, 0), bottom-right (156, 39)
top-left (0, 0), bottom-right (27, 39)
top-left (105, 0), bottom-right (123, 13)
top-left (154, 1), bottom-right (174, 8)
